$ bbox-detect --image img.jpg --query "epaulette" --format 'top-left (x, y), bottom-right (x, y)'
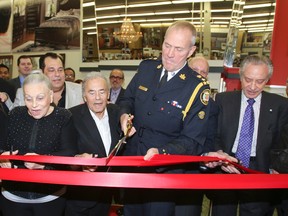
top-left (196, 74), bottom-right (209, 85)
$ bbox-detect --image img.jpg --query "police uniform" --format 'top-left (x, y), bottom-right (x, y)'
top-left (119, 59), bottom-right (211, 216)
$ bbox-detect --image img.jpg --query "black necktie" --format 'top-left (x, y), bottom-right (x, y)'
top-left (158, 70), bottom-right (168, 88)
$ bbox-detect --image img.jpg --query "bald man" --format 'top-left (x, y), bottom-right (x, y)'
top-left (188, 56), bottom-right (209, 78)
top-left (175, 56), bottom-right (218, 216)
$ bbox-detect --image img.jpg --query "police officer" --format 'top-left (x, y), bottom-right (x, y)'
top-left (119, 21), bottom-right (235, 216)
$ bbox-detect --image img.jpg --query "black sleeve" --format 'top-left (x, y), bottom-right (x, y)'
top-left (52, 116), bottom-right (78, 157)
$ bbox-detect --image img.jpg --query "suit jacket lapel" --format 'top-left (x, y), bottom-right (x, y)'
top-left (256, 92), bottom-right (271, 152)
top-left (81, 104), bottom-right (107, 156)
top-left (107, 105), bottom-right (121, 153)
top-left (228, 91), bottom-right (242, 151)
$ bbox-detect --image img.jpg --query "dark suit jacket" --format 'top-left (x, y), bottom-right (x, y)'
top-left (0, 78), bottom-right (16, 113)
top-left (9, 76), bottom-right (21, 90)
top-left (67, 103), bottom-right (121, 213)
top-left (0, 108), bottom-right (8, 147)
top-left (203, 99), bottom-right (219, 152)
top-left (115, 87), bottom-right (125, 105)
top-left (215, 90), bottom-right (288, 173)
top-left (69, 103), bottom-right (122, 158)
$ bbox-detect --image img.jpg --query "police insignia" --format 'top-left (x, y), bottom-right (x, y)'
top-left (157, 64), bottom-right (162, 69)
top-left (179, 74), bottom-right (186, 80)
top-left (198, 111), bottom-right (205, 119)
top-left (139, 85), bottom-right (148, 91)
top-left (200, 89), bottom-right (210, 105)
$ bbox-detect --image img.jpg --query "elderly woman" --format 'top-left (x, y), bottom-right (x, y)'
top-left (0, 73), bottom-right (77, 216)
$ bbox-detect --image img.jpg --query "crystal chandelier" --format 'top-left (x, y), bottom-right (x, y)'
top-left (113, 0), bottom-right (142, 44)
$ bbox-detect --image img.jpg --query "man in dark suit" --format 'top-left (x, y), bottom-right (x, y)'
top-left (109, 68), bottom-right (125, 105)
top-left (9, 55), bottom-right (33, 89)
top-left (210, 55), bottom-right (288, 216)
top-left (0, 78), bottom-right (16, 113)
top-left (65, 72), bottom-right (125, 216)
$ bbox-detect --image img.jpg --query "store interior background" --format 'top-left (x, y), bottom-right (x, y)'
top-left (2, 0), bottom-right (286, 96)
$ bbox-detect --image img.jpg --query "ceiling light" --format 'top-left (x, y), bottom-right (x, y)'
top-left (83, 2), bottom-right (95, 7)
top-left (244, 3), bottom-right (273, 9)
top-left (113, 0), bottom-right (142, 44)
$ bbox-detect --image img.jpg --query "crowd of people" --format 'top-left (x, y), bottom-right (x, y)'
top-left (0, 20), bottom-right (287, 216)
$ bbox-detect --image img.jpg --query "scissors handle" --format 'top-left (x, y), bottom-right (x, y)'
top-left (125, 114), bottom-right (133, 137)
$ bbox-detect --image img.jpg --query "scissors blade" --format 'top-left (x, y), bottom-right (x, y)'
top-left (105, 136), bottom-right (126, 166)
top-left (106, 114), bottom-right (133, 166)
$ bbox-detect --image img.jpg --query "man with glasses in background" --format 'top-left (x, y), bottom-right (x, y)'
top-left (64, 67), bottom-right (76, 82)
top-left (109, 68), bottom-right (125, 105)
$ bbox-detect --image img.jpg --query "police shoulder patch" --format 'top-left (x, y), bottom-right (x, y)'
top-left (200, 89), bottom-right (210, 105)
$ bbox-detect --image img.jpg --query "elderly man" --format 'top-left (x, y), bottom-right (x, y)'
top-left (65, 73), bottom-right (134, 216)
top-left (188, 56), bottom-right (209, 78)
top-left (119, 20), bottom-right (236, 216)
top-left (109, 68), bottom-right (125, 105)
top-left (210, 55), bottom-right (288, 216)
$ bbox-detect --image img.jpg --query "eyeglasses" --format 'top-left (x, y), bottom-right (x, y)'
top-left (65, 75), bottom-right (75, 78)
top-left (110, 76), bottom-right (123, 80)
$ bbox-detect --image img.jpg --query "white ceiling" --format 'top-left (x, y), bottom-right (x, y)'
top-left (83, 0), bottom-right (276, 34)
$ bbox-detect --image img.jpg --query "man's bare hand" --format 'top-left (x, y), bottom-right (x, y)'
top-left (144, 148), bottom-right (159, 161)
top-left (204, 150), bottom-right (241, 174)
top-left (120, 113), bottom-right (136, 137)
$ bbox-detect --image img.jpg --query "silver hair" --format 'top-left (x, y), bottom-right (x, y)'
top-left (81, 72), bottom-right (109, 97)
top-left (23, 72), bottom-right (52, 90)
top-left (165, 21), bottom-right (197, 46)
top-left (239, 55), bottom-right (273, 79)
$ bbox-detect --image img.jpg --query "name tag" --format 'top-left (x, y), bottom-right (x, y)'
top-left (139, 85), bottom-right (148, 91)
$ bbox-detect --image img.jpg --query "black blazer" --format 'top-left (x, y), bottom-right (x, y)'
top-left (0, 78), bottom-right (16, 113)
top-left (69, 103), bottom-right (122, 158)
top-left (110, 87), bottom-right (126, 105)
top-left (9, 76), bottom-right (21, 90)
top-left (215, 90), bottom-right (288, 173)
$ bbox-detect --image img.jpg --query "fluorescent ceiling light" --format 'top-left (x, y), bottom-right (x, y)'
top-left (212, 21), bottom-right (230, 24)
top-left (244, 3), bottom-right (273, 9)
top-left (83, 26), bottom-right (97, 30)
top-left (242, 13), bottom-right (271, 18)
top-left (83, 18), bottom-right (96, 22)
top-left (129, 2), bottom-right (171, 8)
top-left (212, 9), bottom-right (232, 13)
top-left (172, 0), bottom-right (224, 3)
top-left (87, 32), bottom-right (97, 35)
top-left (83, 2), bottom-right (95, 7)
top-left (241, 23), bottom-right (274, 28)
top-left (248, 29), bottom-right (273, 33)
top-left (96, 5), bottom-right (125, 11)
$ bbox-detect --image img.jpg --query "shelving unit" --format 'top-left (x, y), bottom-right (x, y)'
top-left (12, 15), bottom-right (25, 44)
top-left (26, 4), bottom-right (41, 33)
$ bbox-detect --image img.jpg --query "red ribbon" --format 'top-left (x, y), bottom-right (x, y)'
top-left (0, 155), bottom-right (287, 189)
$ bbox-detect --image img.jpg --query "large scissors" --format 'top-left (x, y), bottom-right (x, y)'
top-left (106, 114), bottom-right (132, 166)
